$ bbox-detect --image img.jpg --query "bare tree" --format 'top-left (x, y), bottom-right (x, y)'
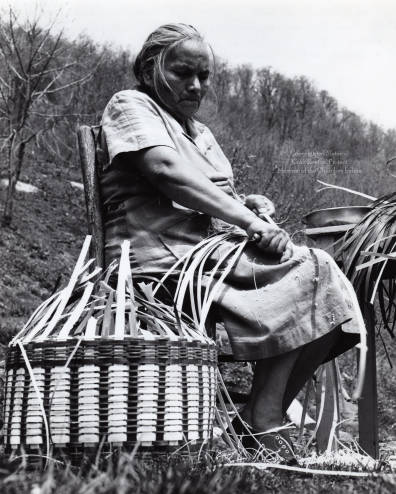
top-left (0, 7), bottom-right (92, 225)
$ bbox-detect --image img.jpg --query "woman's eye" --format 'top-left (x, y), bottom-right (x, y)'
top-left (174, 69), bottom-right (191, 78)
top-left (172, 69), bottom-right (210, 81)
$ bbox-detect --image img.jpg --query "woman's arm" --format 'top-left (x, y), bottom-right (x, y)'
top-left (131, 146), bottom-right (292, 259)
top-left (133, 146), bottom-right (256, 228)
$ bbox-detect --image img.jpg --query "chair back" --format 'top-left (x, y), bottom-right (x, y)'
top-left (77, 125), bottom-right (105, 268)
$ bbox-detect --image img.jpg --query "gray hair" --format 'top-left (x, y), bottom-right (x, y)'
top-left (133, 23), bottom-right (213, 101)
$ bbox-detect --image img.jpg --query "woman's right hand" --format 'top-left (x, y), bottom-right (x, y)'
top-left (246, 218), bottom-right (294, 262)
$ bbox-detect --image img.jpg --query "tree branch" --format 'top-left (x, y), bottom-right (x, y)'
top-left (0, 73), bottom-right (11, 91)
top-left (8, 8), bottom-right (27, 77)
top-left (32, 70), bottom-right (63, 99)
top-left (0, 24), bottom-right (14, 58)
top-left (30, 31), bottom-right (63, 95)
top-left (34, 70), bottom-right (94, 97)
top-left (29, 110), bottom-right (96, 118)
top-left (8, 62), bottom-right (26, 82)
top-left (21, 130), bottom-right (41, 146)
top-left (0, 131), bottom-right (14, 153)
top-left (0, 79), bottom-right (11, 113)
top-left (32, 61), bottom-right (77, 77)
top-left (27, 9), bottom-right (62, 72)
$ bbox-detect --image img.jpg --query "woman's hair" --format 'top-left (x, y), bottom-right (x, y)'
top-left (133, 23), bottom-right (213, 100)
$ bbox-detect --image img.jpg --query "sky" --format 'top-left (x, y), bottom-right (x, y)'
top-left (6, 0), bottom-right (396, 130)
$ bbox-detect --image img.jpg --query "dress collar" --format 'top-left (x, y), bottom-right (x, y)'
top-left (185, 119), bottom-right (206, 139)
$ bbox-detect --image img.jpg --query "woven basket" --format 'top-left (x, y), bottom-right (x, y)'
top-left (3, 237), bottom-right (219, 459)
top-left (3, 338), bottom-right (217, 457)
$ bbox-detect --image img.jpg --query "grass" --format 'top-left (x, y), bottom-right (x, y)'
top-left (0, 450), bottom-right (396, 493)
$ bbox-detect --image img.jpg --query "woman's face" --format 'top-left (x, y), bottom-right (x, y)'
top-left (149, 39), bottom-right (212, 123)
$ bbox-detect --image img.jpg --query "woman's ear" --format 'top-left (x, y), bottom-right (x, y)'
top-left (142, 69), bottom-right (153, 88)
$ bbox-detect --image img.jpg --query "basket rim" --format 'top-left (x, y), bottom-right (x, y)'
top-left (9, 335), bottom-right (217, 349)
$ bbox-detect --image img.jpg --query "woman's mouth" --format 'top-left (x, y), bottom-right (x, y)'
top-left (180, 98), bottom-right (200, 104)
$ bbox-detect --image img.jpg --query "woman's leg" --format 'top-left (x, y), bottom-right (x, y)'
top-left (282, 326), bottom-right (358, 413)
top-left (243, 349), bottom-right (301, 431)
top-left (241, 326), bottom-right (346, 432)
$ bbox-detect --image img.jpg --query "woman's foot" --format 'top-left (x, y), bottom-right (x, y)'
top-left (225, 415), bottom-right (297, 465)
top-left (242, 428), bottom-right (298, 465)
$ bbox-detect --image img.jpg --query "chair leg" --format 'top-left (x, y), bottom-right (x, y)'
top-left (315, 361), bottom-right (339, 454)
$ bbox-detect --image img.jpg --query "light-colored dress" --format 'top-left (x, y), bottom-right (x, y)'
top-left (100, 89), bottom-right (360, 360)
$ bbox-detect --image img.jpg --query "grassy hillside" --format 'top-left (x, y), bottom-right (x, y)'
top-left (0, 157), bottom-right (86, 342)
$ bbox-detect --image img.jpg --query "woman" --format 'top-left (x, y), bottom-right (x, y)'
top-left (100, 23), bottom-right (361, 462)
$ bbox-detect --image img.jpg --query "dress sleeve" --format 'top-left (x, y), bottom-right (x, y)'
top-left (101, 90), bottom-right (176, 164)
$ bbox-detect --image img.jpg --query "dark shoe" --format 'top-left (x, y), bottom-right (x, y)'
top-left (242, 428), bottom-right (298, 465)
top-left (223, 414), bottom-right (253, 446)
top-left (229, 415), bottom-right (252, 436)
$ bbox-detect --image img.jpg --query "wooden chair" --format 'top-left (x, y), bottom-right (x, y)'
top-left (77, 124), bottom-right (346, 454)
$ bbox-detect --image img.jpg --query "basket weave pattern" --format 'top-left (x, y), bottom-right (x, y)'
top-left (4, 338), bottom-right (217, 453)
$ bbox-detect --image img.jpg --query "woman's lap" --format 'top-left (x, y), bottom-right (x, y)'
top-left (125, 235), bottom-right (361, 362)
top-left (210, 242), bottom-right (361, 361)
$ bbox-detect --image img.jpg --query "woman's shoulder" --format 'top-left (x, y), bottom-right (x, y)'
top-left (101, 88), bottom-right (176, 160)
top-left (109, 88), bottom-right (153, 104)
top-left (103, 89), bottom-right (159, 117)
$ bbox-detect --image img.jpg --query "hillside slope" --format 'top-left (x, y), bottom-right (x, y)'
top-left (0, 157), bottom-right (87, 342)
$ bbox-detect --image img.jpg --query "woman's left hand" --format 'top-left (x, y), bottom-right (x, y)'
top-left (244, 194), bottom-right (275, 218)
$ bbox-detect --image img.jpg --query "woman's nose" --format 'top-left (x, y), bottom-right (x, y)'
top-left (187, 75), bottom-right (201, 93)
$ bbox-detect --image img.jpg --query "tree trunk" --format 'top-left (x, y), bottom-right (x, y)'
top-left (2, 136), bottom-right (26, 226)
